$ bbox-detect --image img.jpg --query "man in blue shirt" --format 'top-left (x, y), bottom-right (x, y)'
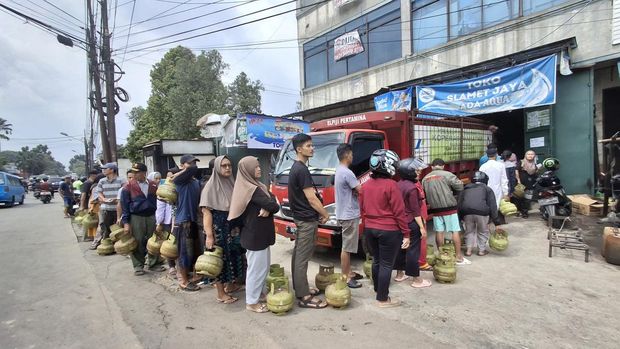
top-left (59, 175), bottom-right (74, 218)
top-left (171, 155), bottom-right (202, 291)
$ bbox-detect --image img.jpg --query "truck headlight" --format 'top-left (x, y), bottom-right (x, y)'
top-left (323, 203), bottom-right (339, 227)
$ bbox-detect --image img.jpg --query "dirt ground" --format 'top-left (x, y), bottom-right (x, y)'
top-left (71, 211), bottom-right (620, 349)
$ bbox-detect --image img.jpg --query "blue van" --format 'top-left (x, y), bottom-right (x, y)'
top-left (0, 171), bottom-right (26, 207)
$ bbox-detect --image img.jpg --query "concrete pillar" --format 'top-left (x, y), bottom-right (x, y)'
top-left (401, 0), bottom-right (412, 57)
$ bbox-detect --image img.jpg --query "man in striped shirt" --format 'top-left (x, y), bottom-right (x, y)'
top-left (90, 162), bottom-right (126, 250)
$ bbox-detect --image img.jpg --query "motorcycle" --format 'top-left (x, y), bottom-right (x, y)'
top-left (40, 191), bottom-right (52, 204)
top-left (535, 158), bottom-right (572, 223)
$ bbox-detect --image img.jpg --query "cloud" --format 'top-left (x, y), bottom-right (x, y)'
top-left (0, 0), bottom-right (301, 169)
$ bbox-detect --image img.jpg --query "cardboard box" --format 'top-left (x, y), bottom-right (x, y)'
top-left (568, 195), bottom-right (604, 216)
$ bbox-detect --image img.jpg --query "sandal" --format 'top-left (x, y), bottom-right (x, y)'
top-left (297, 296), bottom-right (327, 309)
top-left (376, 297), bottom-right (401, 308)
top-left (456, 257), bottom-right (472, 265)
top-left (350, 272), bottom-right (363, 281)
top-left (246, 303), bottom-right (269, 313)
top-left (411, 279), bottom-right (432, 288)
top-left (225, 284), bottom-right (245, 294)
top-left (309, 287), bottom-right (320, 296)
top-left (478, 250), bottom-right (489, 256)
top-left (217, 296), bottom-right (239, 304)
top-left (394, 274), bottom-right (410, 282)
top-left (419, 264), bottom-right (433, 271)
top-left (134, 270), bottom-right (145, 276)
top-left (180, 282), bottom-right (200, 292)
top-left (465, 251), bottom-right (473, 257)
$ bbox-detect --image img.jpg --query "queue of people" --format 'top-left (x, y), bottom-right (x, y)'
top-left (74, 135), bottom-right (543, 312)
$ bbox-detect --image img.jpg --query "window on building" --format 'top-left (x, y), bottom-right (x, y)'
top-left (303, 0), bottom-right (401, 88)
top-left (483, 0), bottom-right (519, 28)
top-left (522, 0), bottom-right (567, 15)
top-left (412, 0), bottom-right (449, 53)
top-left (450, 0), bottom-right (482, 39)
top-left (304, 37), bottom-right (327, 88)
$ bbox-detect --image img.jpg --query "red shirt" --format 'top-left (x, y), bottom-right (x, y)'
top-left (415, 181), bottom-right (428, 221)
top-left (361, 177), bottom-right (411, 238)
top-left (397, 179), bottom-right (422, 224)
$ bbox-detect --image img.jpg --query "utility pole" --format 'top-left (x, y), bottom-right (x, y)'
top-left (100, 0), bottom-right (118, 162)
top-left (86, 0), bottom-right (112, 163)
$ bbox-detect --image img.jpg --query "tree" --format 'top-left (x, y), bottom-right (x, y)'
top-left (0, 117), bottom-right (12, 140)
top-left (0, 150), bottom-right (19, 171)
top-left (227, 72), bottom-right (264, 115)
top-left (16, 145), bottom-right (66, 175)
top-left (125, 46), bottom-right (229, 162)
top-left (69, 154), bottom-right (86, 176)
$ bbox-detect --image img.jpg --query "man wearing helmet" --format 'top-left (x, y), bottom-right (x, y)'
top-left (422, 159), bottom-right (469, 265)
top-left (361, 149), bottom-right (411, 307)
top-left (458, 171), bottom-right (498, 256)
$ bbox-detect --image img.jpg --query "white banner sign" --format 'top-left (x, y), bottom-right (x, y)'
top-left (334, 0), bottom-right (356, 8)
top-left (334, 30), bottom-right (364, 61)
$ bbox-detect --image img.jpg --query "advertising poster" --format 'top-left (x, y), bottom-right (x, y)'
top-left (245, 114), bottom-right (310, 150)
top-left (334, 30), bottom-right (364, 61)
top-left (414, 125), bottom-right (492, 163)
top-left (374, 87), bottom-right (413, 111)
top-left (416, 55), bottom-right (557, 116)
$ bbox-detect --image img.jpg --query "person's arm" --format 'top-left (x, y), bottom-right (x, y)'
top-left (251, 189), bottom-right (280, 214)
top-left (501, 166), bottom-right (509, 198)
top-left (408, 187), bottom-right (426, 238)
top-left (202, 207), bottom-right (214, 249)
top-left (96, 181), bottom-right (106, 203)
top-left (515, 168), bottom-right (521, 184)
top-left (487, 187), bottom-right (498, 222)
top-left (120, 188), bottom-right (131, 228)
top-left (172, 165), bottom-right (198, 185)
top-left (389, 183), bottom-right (411, 240)
top-left (346, 170), bottom-right (361, 195)
top-left (450, 173), bottom-right (464, 193)
top-left (156, 199), bottom-right (166, 225)
top-left (303, 188), bottom-right (329, 222)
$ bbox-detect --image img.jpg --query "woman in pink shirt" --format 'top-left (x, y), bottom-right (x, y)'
top-left (361, 149), bottom-right (410, 308)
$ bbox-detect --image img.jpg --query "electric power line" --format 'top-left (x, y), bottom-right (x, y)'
top-left (119, 0), bottom-right (323, 53)
top-left (42, 0), bottom-right (83, 23)
top-left (119, 0), bottom-right (137, 68)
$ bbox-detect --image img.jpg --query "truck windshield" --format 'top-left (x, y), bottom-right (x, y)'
top-left (275, 132), bottom-right (345, 175)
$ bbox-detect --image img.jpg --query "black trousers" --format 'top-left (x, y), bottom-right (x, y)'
top-left (365, 228), bottom-right (402, 302)
top-left (394, 221), bottom-right (422, 277)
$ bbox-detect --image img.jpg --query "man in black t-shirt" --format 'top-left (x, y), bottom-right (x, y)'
top-left (288, 133), bottom-right (329, 309)
top-left (80, 170), bottom-right (100, 211)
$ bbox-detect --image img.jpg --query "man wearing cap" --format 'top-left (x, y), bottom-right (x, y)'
top-left (480, 148), bottom-right (509, 224)
top-left (59, 175), bottom-right (74, 218)
top-left (91, 163), bottom-right (126, 250)
top-left (422, 159), bottom-right (469, 265)
top-left (170, 155), bottom-right (202, 291)
top-left (120, 163), bottom-right (164, 275)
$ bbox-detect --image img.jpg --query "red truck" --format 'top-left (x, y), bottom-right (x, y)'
top-left (270, 111), bottom-right (489, 253)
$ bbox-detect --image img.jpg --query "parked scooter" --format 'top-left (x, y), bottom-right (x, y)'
top-left (40, 191), bottom-right (52, 204)
top-left (535, 158), bottom-right (572, 221)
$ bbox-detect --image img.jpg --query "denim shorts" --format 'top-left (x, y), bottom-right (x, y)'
top-left (432, 213), bottom-right (461, 233)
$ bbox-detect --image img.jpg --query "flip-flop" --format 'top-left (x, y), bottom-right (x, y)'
top-left (419, 264), bottom-right (433, 271)
top-left (246, 303), bottom-right (269, 313)
top-left (180, 282), bottom-right (200, 292)
top-left (297, 296), bottom-right (327, 309)
top-left (350, 272), bottom-right (363, 280)
top-left (134, 270), bottom-right (145, 276)
top-left (394, 275), bottom-right (410, 282)
top-left (478, 250), bottom-right (489, 256)
top-left (217, 296), bottom-right (239, 304)
top-left (148, 265), bottom-right (166, 272)
top-left (225, 285), bottom-right (245, 294)
top-left (309, 287), bottom-right (320, 296)
top-left (465, 251), bottom-right (473, 257)
top-left (411, 279), bottom-right (432, 288)
top-left (376, 297), bottom-right (401, 308)
top-left (456, 257), bottom-right (472, 265)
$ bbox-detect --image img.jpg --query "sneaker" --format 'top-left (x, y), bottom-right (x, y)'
top-left (347, 280), bottom-right (362, 289)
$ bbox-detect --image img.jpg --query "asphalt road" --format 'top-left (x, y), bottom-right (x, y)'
top-left (1, 196), bottom-right (620, 348)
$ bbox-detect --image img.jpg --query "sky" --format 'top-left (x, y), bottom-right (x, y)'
top-left (0, 0), bottom-right (301, 169)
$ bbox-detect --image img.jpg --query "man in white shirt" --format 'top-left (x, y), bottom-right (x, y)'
top-left (479, 148), bottom-right (509, 224)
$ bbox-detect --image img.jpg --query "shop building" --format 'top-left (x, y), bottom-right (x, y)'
top-left (295, 0), bottom-right (620, 194)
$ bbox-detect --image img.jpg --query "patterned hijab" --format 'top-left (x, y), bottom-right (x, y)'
top-left (228, 156), bottom-right (269, 220)
top-left (199, 156), bottom-right (235, 211)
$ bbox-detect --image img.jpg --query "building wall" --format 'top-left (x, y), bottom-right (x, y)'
top-left (299, 0), bottom-right (620, 110)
